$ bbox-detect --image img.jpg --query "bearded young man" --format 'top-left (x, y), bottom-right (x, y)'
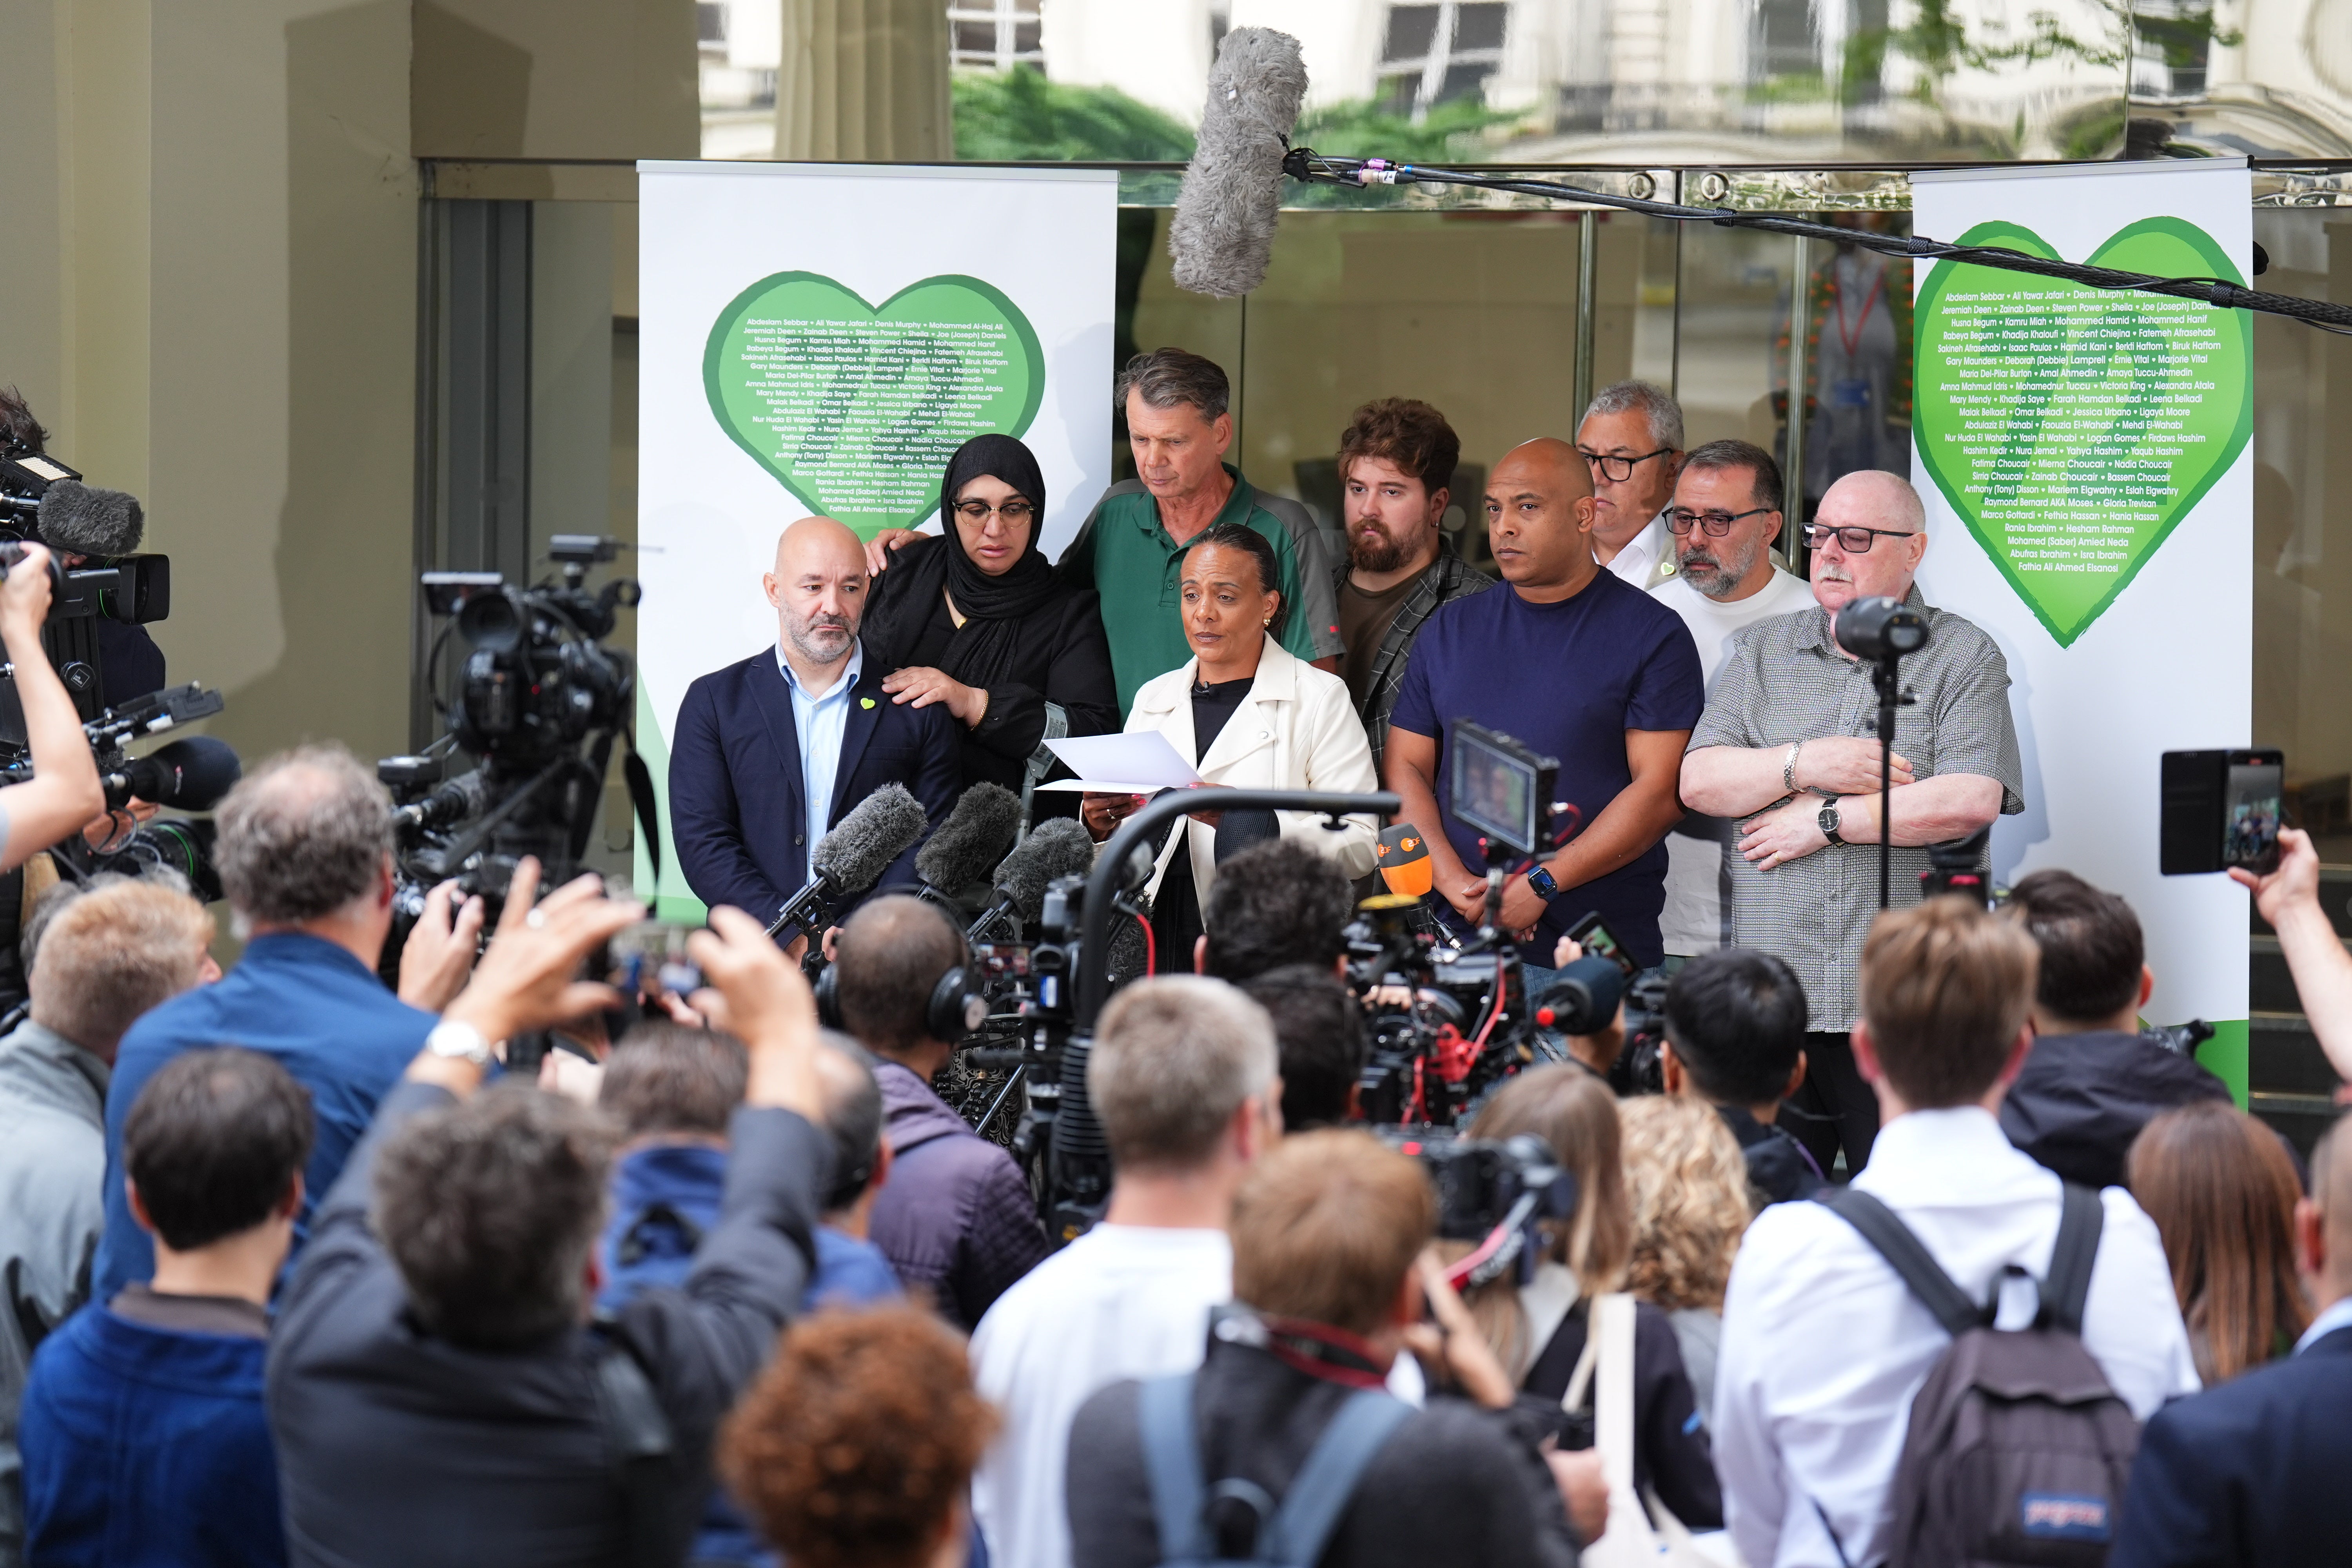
top-left (1648, 441), bottom-right (1817, 960)
top-left (1328, 399), bottom-right (1494, 772)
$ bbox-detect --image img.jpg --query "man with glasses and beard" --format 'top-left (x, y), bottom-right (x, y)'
top-left (1649, 441), bottom-right (1817, 961)
top-left (1330, 399), bottom-right (1494, 771)
top-left (1578, 381), bottom-right (1687, 590)
top-left (670, 516), bottom-right (960, 957)
top-left (1680, 470), bottom-right (2022, 1175)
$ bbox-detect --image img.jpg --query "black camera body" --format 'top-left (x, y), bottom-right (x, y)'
top-left (381, 537), bottom-right (642, 945)
top-left (0, 446), bottom-right (174, 722)
top-left (1382, 1129), bottom-right (1578, 1290)
top-left (1346, 895), bottom-right (1534, 1127)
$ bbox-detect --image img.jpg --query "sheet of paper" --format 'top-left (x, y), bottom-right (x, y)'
top-left (1042, 731), bottom-right (1201, 790)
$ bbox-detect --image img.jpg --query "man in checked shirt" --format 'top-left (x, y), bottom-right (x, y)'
top-left (1679, 469), bottom-right (2022, 1176)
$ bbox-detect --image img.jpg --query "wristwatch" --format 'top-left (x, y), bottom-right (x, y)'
top-left (1525, 865), bottom-right (1562, 901)
top-left (425, 1018), bottom-right (497, 1070)
top-left (1818, 798), bottom-right (1848, 847)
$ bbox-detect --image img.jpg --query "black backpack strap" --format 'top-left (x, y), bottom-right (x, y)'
top-left (592, 1334), bottom-right (678, 1568)
top-left (2040, 1183), bottom-right (2105, 1336)
top-left (1138, 1372), bottom-right (1213, 1563)
top-left (1259, 1389), bottom-right (1412, 1566)
top-left (1816, 1186), bottom-right (1987, 1337)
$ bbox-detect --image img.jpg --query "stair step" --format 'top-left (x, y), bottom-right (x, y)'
top-left (2250, 864), bottom-right (2352, 939)
top-left (2248, 1012), bottom-right (2344, 1098)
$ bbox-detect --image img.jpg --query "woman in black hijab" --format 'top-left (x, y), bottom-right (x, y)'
top-left (861, 434), bottom-right (1118, 801)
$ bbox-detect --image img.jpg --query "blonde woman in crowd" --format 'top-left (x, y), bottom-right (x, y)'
top-left (1618, 1094), bottom-right (1755, 1421)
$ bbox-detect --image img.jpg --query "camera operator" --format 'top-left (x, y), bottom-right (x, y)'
top-left (0, 388), bottom-right (164, 711)
top-left (1199, 837), bottom-right (1354, 982)
top-left (830, 895), bottom-right (1046, 1330)
top-left (1066, 1129), bottom-right (1590, 1568)
top-left (0, 539), bottom-right (104, 869)
top-left (1680, 469), bottom-right (2023, 1174)
top-left (267, 868), bottom-right (838, 1567)
top-left (1656, 947), bottom-right (1822, 1204)
top-left (0, 877), bottom-right (215, 1566)
top-left (91, 745), bottom-right (481, 1302)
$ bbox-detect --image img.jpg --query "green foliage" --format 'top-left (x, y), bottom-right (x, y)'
top-left (951, 68), bottom-right (1195, 162)
top-left (1293, 94), bottom-right (1526, 162)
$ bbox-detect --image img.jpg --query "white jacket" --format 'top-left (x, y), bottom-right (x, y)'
top-left (1125, 636), bottom-right (1379, 908)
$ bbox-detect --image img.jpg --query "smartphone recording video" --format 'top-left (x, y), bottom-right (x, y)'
top-left (2160, 749), bottom-right (2285, 877)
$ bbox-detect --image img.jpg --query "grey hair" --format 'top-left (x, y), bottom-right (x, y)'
top-left (214, 744), bottom-right (394, 925)
top-left (1680, 439), bottom-right (1784, 513)
top-left (1116, 348), bottom-right (1230, 421)
top-left (1090, 976), bottom-right (1277, 1173)
top-left (1583, 380), bottom-right (1685, 452)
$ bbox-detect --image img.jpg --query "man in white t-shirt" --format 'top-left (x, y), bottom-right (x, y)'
top-left (1651, 440), bottom-right (1818, 956)
top-left (968, 977), bottom-right (1283, 1568)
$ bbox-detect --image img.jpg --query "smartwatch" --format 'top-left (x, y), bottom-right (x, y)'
top-left (425, 1019), bottom-right (497, 1070)
top-left (1525, 865), bottom-right (1562, 901)
top-left (1818, 798), bottom-right (1847, 847)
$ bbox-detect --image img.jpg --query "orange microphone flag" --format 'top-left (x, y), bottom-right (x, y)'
top-left (1376, 823), bottom-right (1434, 897)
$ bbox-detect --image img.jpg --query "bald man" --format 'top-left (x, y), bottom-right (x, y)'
top-left (1681, 469), bottom-right (2022, 1172)
top-left (1384, 437), bottom-right (1702, 981)
top-left (669, 517), bottom-right (960, 946)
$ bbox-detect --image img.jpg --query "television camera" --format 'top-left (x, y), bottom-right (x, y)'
top-left (0, 442), bottom-right (173, 721)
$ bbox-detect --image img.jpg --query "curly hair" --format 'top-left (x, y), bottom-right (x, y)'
top-left (722, 1306), bottom-right (998, 1568)
top-left (1619, 1096), bottom-right (1752, 1314)
top-left (1337, 397), bottom-right (1460, 497)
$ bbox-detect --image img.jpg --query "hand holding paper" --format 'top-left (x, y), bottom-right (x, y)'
top-left (1039, 732), bottom-right (1204, 795)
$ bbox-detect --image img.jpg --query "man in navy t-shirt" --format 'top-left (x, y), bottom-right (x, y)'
top-left (1386, 437), bottom-right (1702, 971)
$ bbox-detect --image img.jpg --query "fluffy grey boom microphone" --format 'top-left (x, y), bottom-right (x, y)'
top-left (1169, 28), bottom-right (1307, 299)
top-left (965, 816), bottom-right (1098, 938)
top-left (915, 782), bottom-right (1023, 897)
top-left (771, 783), bottom-right (931, 938)
top-left (36, 480), bottom-right (144, 558)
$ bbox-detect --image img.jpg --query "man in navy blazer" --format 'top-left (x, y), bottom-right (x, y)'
top-left (2111, 1115), bottom-right (2352, 1567)
top-left (670, 516), bottom-right (958, 945)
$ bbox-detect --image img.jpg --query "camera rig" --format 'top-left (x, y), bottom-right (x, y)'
top-left (379, 535), bottom-right (656, 973)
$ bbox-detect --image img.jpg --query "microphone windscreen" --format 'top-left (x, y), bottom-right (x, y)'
top-left (915, 782), bottom-right (1022, 896)
top-left (1169, 28), bottom-right (1306, 299)
top-left (1376, 823), bottom-right (1434, 898)
top-left (1108, 893), bottom-right (1154, 982)
top-left (990, 817), bottom-right (1097, 924)
top-left (811, 783), bottom-right (929, 898)
top-left (129, 736), bottom-right (242, 812)
top-left (1535, 955), bottom-right (1625, 1036)
top-left (36, 480), bottom-right (145, 558)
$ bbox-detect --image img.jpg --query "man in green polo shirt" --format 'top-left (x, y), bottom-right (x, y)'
top-left (1060, 349), bottom-right (1343, 714)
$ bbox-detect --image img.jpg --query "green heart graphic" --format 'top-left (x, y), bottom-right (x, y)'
top-left (1915, 218), bottom-right (2251, 647)
top-left (703, 272), bottom-right (1045, 537)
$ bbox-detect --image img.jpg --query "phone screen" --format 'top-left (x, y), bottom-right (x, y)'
top-left (2223, 757), bottom-right (2283, 875)
top-left (1566, 912), bottom-right (1639, 980)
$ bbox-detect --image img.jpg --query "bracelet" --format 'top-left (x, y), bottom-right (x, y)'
top-left (1783, 740), bottom-right (1805, 796)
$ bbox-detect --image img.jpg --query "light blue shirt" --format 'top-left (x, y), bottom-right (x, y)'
top-left (777, 640), bottom-right (864, 866)
top-left (2295, 1294), bottom-right (2352, 1356)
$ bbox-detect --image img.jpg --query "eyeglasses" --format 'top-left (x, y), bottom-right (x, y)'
top-left (1578, 447), bottom-right (1675, 484)
top-left (952, 499), bottom-right (1036, 525)
top-left (1801, 523), bottom-right (1917, 554)
top-left (1666, 506), bottom-right (1776, 537)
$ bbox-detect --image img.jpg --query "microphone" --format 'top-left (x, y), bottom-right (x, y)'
top-left (1169, 28), bottom-right (1307, 299)
top-left (395, 768), bottom-right (490, 833)
top-left (965, 817), bottom-right (1096, 940)
top-left (1376, 823), bottom-right (1433, 897)
top-left (1107, 891), bottom-right (1153, 982)
top-left (115, 737), bottom-right (241, 812)
top-left (36, 480), bottom-right (145, 558)
top-left (769, 783), bottom-right (930, 940)
top-left (1532, 956), bottom-right (1626, 1038)
top-left (914, 782), bottom-right (1022, 906)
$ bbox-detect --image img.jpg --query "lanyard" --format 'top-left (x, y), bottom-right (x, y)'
top-left (1831, 261), bottom-right (1885, 361)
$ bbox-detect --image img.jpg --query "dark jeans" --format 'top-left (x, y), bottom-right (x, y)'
top-left (1785, 1030), bottom-right (1882, 1176)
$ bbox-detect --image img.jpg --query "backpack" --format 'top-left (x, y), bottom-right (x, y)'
top-left (1136, 1370), bottom-right (1411, 1567)
top-left (1817, 1183), bottom-right (2140, 1568)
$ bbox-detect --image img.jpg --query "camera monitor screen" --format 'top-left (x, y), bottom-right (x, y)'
top-left (1449, 721), bottom-right (1558, 860)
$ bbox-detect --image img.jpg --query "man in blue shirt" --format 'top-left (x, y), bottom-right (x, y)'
top-left (92, 744), bottom-right (472, 1300)
top-left (23, 1047), bottom-right (313, 1568)
top-left (1386, 437), bottom-right (1702, 974)
top-left (669, 516), bottom-right (959, 948)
